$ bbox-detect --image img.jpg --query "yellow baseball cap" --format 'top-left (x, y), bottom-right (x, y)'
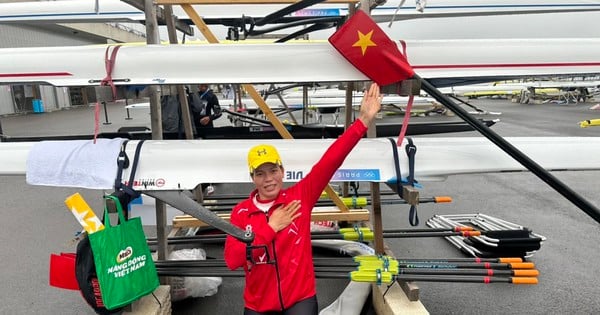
top-left (247, 144), bottom-right (282, 174)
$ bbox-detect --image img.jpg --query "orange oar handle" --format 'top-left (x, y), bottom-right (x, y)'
top-left (454, 226), bottom-right (474, 232)
top-left (434, 196), bottom-right (453, 203)
top-left (498, 258), bottom-right (523, 263)
top-left (513, 269), bottom-right (540, 277)
top-left (511, 277), bottom-right (538, 285)
top-left (509, 262), bottom-right (535, 269)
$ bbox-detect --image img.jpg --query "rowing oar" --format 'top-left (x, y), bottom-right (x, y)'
top-left (154, 257), bottom-right (535, 271)
top-left (145, 226), bottom-right (495, 245)
top-left (146, 226), bottom-right (475, 243)
top-left (153, 262), bottom-right (538, 285)
top-left (153, 263), bottom-right (536, 274)
top-left (154, 265), bottom-right (538, 281)
top-left (200, 196), bottom-right (453, 211)
top-left (313, 256), bottom-right (524, 264)
top-left (420, 77), bottom-right (600, 224)
top-left (146, 227), bottom-right (538, 245)
top-left (327, 10), bottom-right (600, 225)
top-left (314, 267), bottom-right (538, 277)
top-left (151, 256), bottom-right (527, 269)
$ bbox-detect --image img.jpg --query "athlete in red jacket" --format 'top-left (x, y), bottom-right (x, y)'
top-left (224, 83), bottom-right (382, 314)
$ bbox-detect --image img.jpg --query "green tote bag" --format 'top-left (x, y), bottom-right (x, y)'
top-left (88, 195), bottom-right (159, 310)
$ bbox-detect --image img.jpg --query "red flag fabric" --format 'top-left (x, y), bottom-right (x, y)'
top-left (328, 10), bottom-right (414, 86)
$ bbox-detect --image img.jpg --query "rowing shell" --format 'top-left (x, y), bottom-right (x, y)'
top-left (2, 0), bottom-right (599, 28)
top-left (0, 119), bottom-right (498, 142)
top-left (2, 137), bottom-right (599, 190)
top-left (1, 39), bottom-right (600, 87)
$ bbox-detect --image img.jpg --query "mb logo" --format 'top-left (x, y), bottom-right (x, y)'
top-left (257, 149), bottom-right (267, 156)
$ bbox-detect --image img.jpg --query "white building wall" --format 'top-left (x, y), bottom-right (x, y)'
top-left (0, 85), bottom-right (14, 115)
top-left (54, 87), bottom-right (72, 109)
top-left (39, 86), bottom-right (56, 111)
top-left (0, 24), bottom-right (99, 48)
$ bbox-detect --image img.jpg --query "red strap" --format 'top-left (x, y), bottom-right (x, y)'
top-left (94, 45), bottom-right (121, 143)
top-left (396, 40), bottom-right (413, 146)
top-left (100, 45), bottom-right (121, 101)
top-left (396, 95), bottom-right (414, 146)
top-left (93, 101), bottom-right (101, 144)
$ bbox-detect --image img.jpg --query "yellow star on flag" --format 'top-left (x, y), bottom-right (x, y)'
top-left (352, 30), bottom-right (377, 56)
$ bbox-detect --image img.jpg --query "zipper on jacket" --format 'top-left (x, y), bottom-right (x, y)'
top-left (266, 214), bottom-right (285, 310)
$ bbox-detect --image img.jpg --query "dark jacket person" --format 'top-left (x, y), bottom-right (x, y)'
top-left (189, 84), bottom-right (222, 131)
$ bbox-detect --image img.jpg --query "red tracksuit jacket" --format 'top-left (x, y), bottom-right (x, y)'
top-left (224, 120), bottom-right (368, 312)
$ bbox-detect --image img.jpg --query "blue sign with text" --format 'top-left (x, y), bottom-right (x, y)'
top-left (332, 169), bottom-right (380, 181)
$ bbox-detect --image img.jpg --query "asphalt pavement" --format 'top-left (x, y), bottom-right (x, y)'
top-left (1, 96), bottom-right (600, 314)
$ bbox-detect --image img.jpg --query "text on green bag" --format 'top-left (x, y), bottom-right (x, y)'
top-left (108, 253), bottom-right (147, 278)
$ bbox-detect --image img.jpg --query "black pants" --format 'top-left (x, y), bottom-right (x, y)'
top-left (243, 295), bottom-right (318, 315)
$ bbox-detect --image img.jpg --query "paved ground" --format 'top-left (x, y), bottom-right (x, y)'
top-left (1, 96), bottom-right (600, 314)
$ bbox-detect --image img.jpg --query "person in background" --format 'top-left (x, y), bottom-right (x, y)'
top-left (189, 84), bottom-right (222, 196)
top-left (189, 84), bottom-right (222, 132)
top-left (224, 83), bottom-right (382, 315)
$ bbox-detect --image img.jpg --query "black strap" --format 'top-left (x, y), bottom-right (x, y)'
top-left (350, 181), bottom-right (360, 198)
top-left (122, 140), bottom-right (145, 199)
top-left (388, 138), bottom-right (419, 226)
top-left (405, 138), bottom-right (417, 186)
top-left (387, 138), bottom-right (403, 198)
top-left (113, 140), bottom-right (130, 190)
top-left (405, 138), bottom-right (419, 226)
top-left (113, 140), bottom-right (145, 199)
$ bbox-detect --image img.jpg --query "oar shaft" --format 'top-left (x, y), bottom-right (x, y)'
top-left (201, 196), bottom-right (449, 210)
top-left (154, 269), bottom-right (536, 284)
top-left (393, 275), bottom-right (537, 284)
top-left (147, 226), bottom-right (477, 243)
top-left (419, 76), bottom-right (600, 225)
top-left (382, 231), bottom-right (464, 238)
top-left (154, 260), bottom-right (535, 271)
top-left (392, 257), bottom-right (523, 263)
top-left (152, 256), bottom-right (525, 270)
top-left (397, 262), bottom-right (534, 269)
top-left (397, 268), bottom-right (538, 277)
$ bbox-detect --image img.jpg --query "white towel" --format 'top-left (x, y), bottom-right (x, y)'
top-left (26, 138), bottom-right (125, 189)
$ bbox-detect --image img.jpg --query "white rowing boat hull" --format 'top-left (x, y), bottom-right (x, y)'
top-left (220, 95), bottom-right (437, 109)
top-left (2, 137), bottom-right (599, 190)
top-left (3, 0), bottom-right (598, 21)
top-left (1, 39), bottom-right (600, 87)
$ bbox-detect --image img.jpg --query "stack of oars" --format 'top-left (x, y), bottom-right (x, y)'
top-left (146, 226), bottom-right (535, 245)
top-left (154, 255), bottom-right (539, 285)
top-left (427, 213), bottom-right (546, 258)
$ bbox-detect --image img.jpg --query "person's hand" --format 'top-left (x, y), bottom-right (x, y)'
top-left (268, 200), bottom-right (302, 232)
top-left (200, 116), bottom-right (211, 125)
top-left (357, 83), bottom-right (382, 126)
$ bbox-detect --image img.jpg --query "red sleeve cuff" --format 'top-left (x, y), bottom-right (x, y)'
top-left (354, 119), bottom-right (368, 134)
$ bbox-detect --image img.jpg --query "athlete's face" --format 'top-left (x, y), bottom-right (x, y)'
top-left (251, 163), bottom-right (284, 201)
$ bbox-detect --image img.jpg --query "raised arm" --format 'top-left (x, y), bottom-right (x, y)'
top-left (297, 83), bottom-right (382, 206)
top-left (357, 83), bottom-right (382, 127)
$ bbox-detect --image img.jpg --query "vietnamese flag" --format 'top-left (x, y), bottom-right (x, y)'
top-left (328, 10), bottom-right (414, 86)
